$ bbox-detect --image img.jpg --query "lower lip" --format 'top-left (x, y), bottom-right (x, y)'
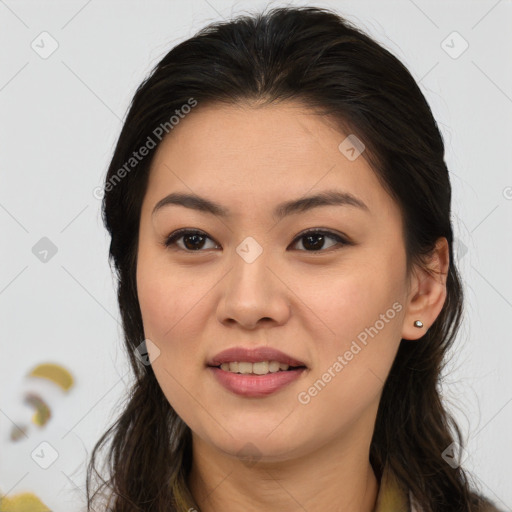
top-left (208, 366), bottom-right (307, 397)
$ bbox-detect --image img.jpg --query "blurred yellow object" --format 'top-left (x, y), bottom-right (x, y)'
top-left (28, 363), bottom-right (74, 391)
top-left (9, 363), bottom-right (75, 442)
top-left (0, 492), bottom-right (51, 511)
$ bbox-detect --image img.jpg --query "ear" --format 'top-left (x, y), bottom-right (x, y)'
top-left (402, 237), bottom-right (450, 340)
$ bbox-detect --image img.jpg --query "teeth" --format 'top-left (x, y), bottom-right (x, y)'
top-left (238, 362), bottom-right (253, 374)
top-left (219, 361), bottom-right (292, 374)
top-left (252, 361), bottom-right (268, 375)
top-left (269, 361), bottom-right (281, 372)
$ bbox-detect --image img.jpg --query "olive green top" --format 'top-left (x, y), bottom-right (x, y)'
top-left (374, 463), bottom-right (413, 512)
top-left (374, 464), bottom-right (503, 512)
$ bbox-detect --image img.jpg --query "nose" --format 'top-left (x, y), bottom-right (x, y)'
top-left (216, 246), bottom-right (291, 330)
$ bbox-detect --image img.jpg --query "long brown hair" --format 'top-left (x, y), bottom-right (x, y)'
top-left (86, 6), bottom-right (500, 511)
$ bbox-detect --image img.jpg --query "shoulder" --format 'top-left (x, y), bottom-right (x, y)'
top-left (410, 489), bottom-right (505, 512)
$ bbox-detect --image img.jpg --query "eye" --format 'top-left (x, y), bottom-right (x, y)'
top-left (163, 229), bottom-right (219, 251)
top-left (163, 228), bottom-right (350, 253)
top-left (290, 229), bottom-right (349, 252)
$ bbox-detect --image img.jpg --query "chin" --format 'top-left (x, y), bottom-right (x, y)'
top-left (204, 429), bottom-right (307, 463)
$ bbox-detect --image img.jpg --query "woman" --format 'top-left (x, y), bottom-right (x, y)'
top-left (87, 6), bottom-right (503, 511)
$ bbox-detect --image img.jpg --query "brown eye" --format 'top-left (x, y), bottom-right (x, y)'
top-left (164, 229), bottom-right (218, 251)
top-left (290, 229), bottom-right (349, 252)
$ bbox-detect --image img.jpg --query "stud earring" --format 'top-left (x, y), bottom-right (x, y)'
top-left (414, 320), bottom-right (424, 328)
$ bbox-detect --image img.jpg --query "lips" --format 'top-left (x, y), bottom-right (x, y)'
top-left (207, 346), bottom-right (307, 368)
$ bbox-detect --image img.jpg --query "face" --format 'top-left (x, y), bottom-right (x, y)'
top-left (136, 101), bottom-right (412, 462)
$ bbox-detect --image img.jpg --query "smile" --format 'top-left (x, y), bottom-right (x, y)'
top-left (217, 360), bottom-right (306, 375)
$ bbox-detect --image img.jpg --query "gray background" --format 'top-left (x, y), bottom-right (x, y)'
top-left (1, 0), bottom-right (511, 510)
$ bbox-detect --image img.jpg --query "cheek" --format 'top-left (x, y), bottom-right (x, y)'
top-left (301, 265), bottom-right (403, 345)
top-left (297, 265), bottom-right (405, 399)
top-left (137, 255), bottom-right (200, 341)
top-left (136, 264), bottom-right (208, 423)
top-left (136, 257), bottom-right (217, 387)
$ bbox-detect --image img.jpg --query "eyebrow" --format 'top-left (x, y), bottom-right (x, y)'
top-left (152, 189), bottom-right (370, 220)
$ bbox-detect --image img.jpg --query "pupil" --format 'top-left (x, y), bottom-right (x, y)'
top-left (304, 234), bottom-right (324, 251)
top-left (184, 234), bottom-right (204, 250)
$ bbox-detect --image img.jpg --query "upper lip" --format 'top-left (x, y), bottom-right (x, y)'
top-left (207, 347), bottom-right (307, 368)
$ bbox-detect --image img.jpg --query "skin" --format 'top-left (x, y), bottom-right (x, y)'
top-left (136, 101), bottom-right (449, 512)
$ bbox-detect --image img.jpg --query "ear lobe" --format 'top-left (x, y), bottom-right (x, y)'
top-left (401, 237), bottom-right (450, 340)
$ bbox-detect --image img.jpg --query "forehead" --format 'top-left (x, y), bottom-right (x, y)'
top-left (144, 101), bottom-right (396, 220)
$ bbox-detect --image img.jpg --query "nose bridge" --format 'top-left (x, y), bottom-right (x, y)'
top-left (235, 235), bottom-right (266, 266)
top-left (230, 234), bottom-right (270, 297)
top-left (218, 234), bottom-right (290, 327)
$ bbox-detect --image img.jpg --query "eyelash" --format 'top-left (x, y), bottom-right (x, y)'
top-left (163, 228), bottom-right (351, 254)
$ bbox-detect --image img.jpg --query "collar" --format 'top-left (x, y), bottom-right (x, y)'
top-left (374, 463), bottom-right (421, 512)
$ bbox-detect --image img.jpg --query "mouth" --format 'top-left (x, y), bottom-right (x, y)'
top-left (208, 361), bottom-right (308, 375)
top-left (207, 346), bottom-right (308, 373)
top-left (207, 361), bottom-right (308, 397)
top-left (206, 347), bottom-right (308, 396)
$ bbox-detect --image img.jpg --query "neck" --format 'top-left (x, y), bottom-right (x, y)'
top-left (188, 427), bottom-right (379, 512)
